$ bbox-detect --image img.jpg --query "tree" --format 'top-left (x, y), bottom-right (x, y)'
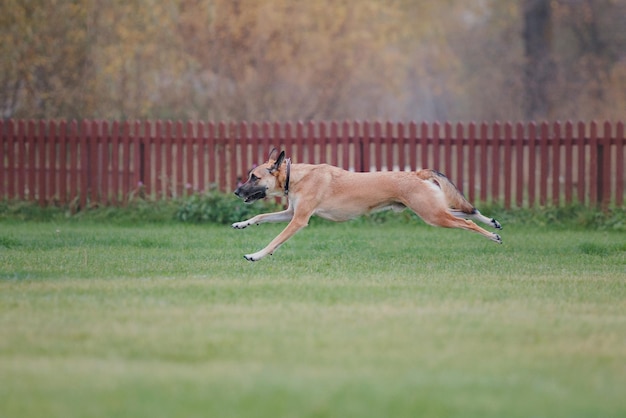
top-left (522, 0), bottom-right (553, 120)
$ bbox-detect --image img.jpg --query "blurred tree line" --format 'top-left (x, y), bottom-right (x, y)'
top-left (1, 0), bottom-right (625, 122)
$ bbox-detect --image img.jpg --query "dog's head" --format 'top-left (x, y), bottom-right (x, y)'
top-left (234, 150), bottom-right (286, 203)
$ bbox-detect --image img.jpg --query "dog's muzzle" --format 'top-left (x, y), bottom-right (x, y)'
top-left (234, 185), bottom-right (267, 204)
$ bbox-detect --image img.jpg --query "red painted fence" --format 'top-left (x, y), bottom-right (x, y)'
top-left (1, 119), bottom-right (624, 209)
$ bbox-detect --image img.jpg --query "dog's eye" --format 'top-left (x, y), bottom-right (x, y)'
top-left (250, 174), bottom-right (259, 182)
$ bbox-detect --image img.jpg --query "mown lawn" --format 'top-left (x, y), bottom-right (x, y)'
top-left (1, 220), bottom-right (625, 418)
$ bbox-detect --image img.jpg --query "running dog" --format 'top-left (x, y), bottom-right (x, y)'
top-left (233, 150), bottom-right (502, 261)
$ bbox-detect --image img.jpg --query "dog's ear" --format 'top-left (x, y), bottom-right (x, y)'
top-left (269, 150), bottom-right (285, 173)
top-left (267, 148), bottom-right (277, 161)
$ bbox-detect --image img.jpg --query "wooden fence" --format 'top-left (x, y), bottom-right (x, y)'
top-left (1, 119), bottom-right (624, 209)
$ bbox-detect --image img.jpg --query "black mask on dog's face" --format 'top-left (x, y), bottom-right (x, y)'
top-left (234, 151), bottom-right (285, 203)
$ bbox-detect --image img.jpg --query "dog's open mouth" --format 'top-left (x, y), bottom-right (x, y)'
top-left (244, 190), bottom-right (266, 203)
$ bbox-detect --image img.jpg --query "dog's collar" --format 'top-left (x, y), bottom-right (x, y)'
top-left (284, 158), bottom-right (291, 195)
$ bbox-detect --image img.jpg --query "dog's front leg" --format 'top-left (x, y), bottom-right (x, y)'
top-left (232, 205), bottom-right (294, 229)
top-left (243, 214), bottom-right (310, 261)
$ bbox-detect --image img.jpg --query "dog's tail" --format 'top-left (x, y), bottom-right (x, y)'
top-left (416, 169), bottom-right (475, 214)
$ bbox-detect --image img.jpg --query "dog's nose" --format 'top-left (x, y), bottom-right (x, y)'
top-left (234, 188), bottom-right (241, 197)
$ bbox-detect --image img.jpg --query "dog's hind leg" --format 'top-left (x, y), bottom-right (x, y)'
top-left (449, 209), bottom-right (502, 230)
top-left (407, 197), bottom-right (502, 244)
top-left (432, 211), bottom-right (503, 243)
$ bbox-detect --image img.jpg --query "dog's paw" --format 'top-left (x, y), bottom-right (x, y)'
top-left (244, 250), bottom-right (267, 261)
top-left (243, 253), bottom-right (261, 262)
top-left (491, 218), bottom-right (502, 230)
top-left (232, 221), bottom-right (249, 229)
top-left (492, 233), bottom-right (503, 244)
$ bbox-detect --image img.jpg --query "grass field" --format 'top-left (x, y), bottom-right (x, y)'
top-left (1, 217), bottom-right (625, 418)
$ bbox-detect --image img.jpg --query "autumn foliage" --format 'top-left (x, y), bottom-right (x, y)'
top-left (1, 0), bottom-right (624, 122)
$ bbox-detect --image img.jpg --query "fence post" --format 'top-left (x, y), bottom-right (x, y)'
top-left (576, 122), bottom-right (586, 204)
top-left (467, 122), bottom-right (476, 203)
top-left (409, 122), bottom-right (417, 172)
top-left (539, 122), bottom-right (549, 207)
top-left (589, 121), bottom-right (598, 207)
top-left (598, 121), bottom-right (612, 209)
top-left (39, 120), bottom-right (47, 206)
top-left (564, 121), bottom-right (573, 205)
top-left (552, 121), bottom-right (561, 206)
top-left (492, 122), bottom-right (501, 205)
top-left (68, 120), bottom-right (78, 206)
top-left (479, 122), bottom-right (488, 203)
top-left (515, 123), bottom-right (524, 208)
top-left (528, 122), bottom-right (536, 207)
top-left (503, 122), bottom-right (513, 209)
top-left (7, 120), bottom-right (15, 200)
top-left (616, 122), bottom-right (624, 207)
top-left (455, 122), bottom-right (464, 192)
top-left (361, 121), bottom-right (370, 172)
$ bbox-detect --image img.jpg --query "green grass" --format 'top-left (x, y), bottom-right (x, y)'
top-left (1, 219), bottom-right (625, 418)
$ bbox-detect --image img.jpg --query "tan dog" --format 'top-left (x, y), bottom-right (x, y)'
top-left (233, 151), bottom-right (502, 261)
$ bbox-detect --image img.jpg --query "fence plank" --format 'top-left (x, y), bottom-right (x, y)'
top-left (59, 120), bottom-right (69, 205)
top-left (433, 122), bottom-right (441, 172)
top-left (373, 121), bottom-right (382, 171)
top-left (527, 123), bottom-right (536, 207)
top-left (397, 122), bottom-right (406, 171)
top-left (330, 121), bottom-right (339, 167)
top-left (564, 121), bottom-right (573, 205)
top-left (229, 122), bottom-right (237, 193)
top-left (601, 121), bottom-right (612, 208)
top-left (479, 122), bottom-right (488, 203)
top-left (552, 122), bottom-right (561, 206)
top-left (7, 120), bottom-right (15, 200)
top-left (68, 121), bottom-right (78, 205)
top-left (576, 122), bottom-right (586, 204)
top-left (385, 121), bottom-right (393, 171)
top-left (589, 121), bottom-right (598, 206)
top-left (176, 121), bottom-right (185, 196)
top-left (207, 122), bottom-right (216, 188)
top-left (467, 122), bottom-right (476, 203)
top-left (515, 123), bottom-right (524, 207)
top-left (503, 122), bottom-right (513, 209)
top-left (17, 120), bottom-right (26, 200)
top-left (284, 122), bottom-right (294, 167)
top-left (420, 122), bottom-right (428, 170)
top-left (132, 121), bottom-right (142, 198)
top-left (141, 121), bottom-right (150, 199)
top-left (352, 121), bottom-right (361, 172)
top-left (362, 121), bottom-right (371, 172)
top-left (616, 122), bottom-right (624, 206)
top-left (492, 122), bottom-right (501, 204)
top-left (197, 122), bottom-right (206, 193)
top-left (121, 121), bottom-right (131, 202)
top-left (444, 122), bottom-right (452, 176)
top-left (218, 122), bottom-right (227, 192)
top-left (101, 121), bottom-right (110, 203)
top-left (0, 120), bottom-right (4, 199)
top-left (539, 122), bottom-right (549, 207)
top-left (239, 122), bottom-right (249, 185)
top-left (341, 121), bottom-right (350, 170)
top-left (186, 121), bottom-right (195, 195)
top-left (455, 122), bottom-right (464, 192)
top-left (409, 122), bottom-right (417, 172)
top-left (38, 121), bottom-right (47, 206)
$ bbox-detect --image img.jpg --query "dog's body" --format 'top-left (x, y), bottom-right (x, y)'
top-left (233, 151), bottom-right (502, 261)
